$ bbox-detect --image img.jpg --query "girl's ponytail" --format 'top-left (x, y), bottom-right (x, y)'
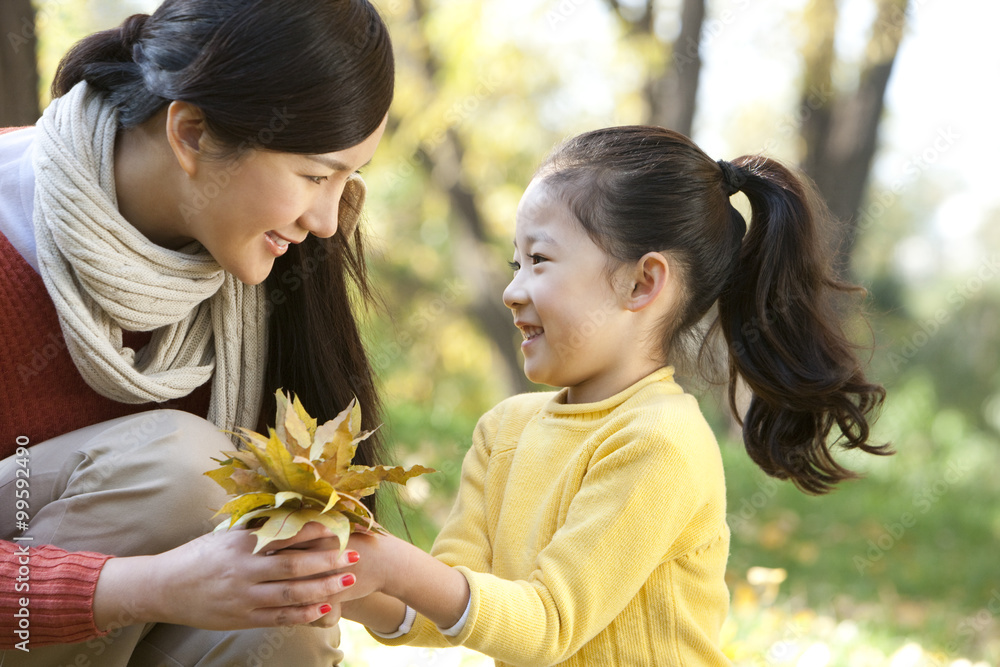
top-left (717, 156), bottom-right (890, 494)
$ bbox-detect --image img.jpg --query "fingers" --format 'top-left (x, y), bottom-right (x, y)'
top-left (252, 546), bottom-right (360, 583)
top-left (264, 520), bottom-right (339, 551)
top-left (308, 603), bottom-right (342, 628)
top-left (251, 570), bottom-right (358, 610)
top-left (249, 601), bottom-right (341, 628)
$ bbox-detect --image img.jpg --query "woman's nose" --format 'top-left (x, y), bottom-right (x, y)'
top-left (298, 204), bottom-right (339, 239)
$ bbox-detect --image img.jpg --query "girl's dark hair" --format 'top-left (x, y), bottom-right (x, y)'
top-left (538, 126), bottom-right (890, 494)
top-left (52, 0), bottom-right (394, 513)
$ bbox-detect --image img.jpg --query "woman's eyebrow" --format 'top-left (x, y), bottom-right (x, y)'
top-left (306, 155), bottom-right (372, 172)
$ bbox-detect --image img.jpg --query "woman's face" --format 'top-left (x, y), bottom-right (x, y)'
top-left (179, 115), bottom-right (387, 285)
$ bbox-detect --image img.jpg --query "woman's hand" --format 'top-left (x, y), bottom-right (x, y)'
top-left (93, 521), bottom-right (359, 631)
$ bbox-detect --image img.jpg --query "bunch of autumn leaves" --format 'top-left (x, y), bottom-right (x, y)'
top-left (205, 391), bottom-right (434, 553)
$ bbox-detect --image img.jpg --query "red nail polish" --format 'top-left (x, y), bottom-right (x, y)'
top-left (341, 573), bottom-right (356, 587)
top-left (320, 604), bottom-right (332, 614)
top-left (347, 551), bottom-right (360, 564)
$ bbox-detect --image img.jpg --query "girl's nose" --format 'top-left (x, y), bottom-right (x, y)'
top-left (502, 273), bottom-right (526, 309)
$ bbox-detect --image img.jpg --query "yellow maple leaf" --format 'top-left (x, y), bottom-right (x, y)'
top-left (206, 389), bottom-right (434, 553)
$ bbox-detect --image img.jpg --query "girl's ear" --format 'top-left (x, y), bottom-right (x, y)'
top-left (165, 101), bottom-right (207, 177)
top-left (626, 251), bottom-right (674, 313)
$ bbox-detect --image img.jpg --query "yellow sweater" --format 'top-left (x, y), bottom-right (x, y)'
top-left (376, 368), bottom-right (731, 666)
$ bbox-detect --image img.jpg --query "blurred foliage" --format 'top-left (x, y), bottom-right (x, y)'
top-left (24, 0), bottom-right (1000, 663)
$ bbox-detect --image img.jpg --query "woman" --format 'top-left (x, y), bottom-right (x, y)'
top-left (0, 0), bottom-right (393, 664)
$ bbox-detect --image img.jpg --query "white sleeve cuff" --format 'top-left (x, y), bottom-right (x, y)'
top-left (438, 596), bottom-right (471, 637)
top-left (370, 605), bottom-right (417, 639)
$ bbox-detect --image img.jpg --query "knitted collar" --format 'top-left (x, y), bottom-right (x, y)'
top-left (544, 367), bottom-right (680, 418)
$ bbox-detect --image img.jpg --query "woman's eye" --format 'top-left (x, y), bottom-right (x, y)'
top-left (307, 175), bottom-right (329, 185)
top-left (529, 254), bottom-right (546, 265)
top-left (508, 260), bottom-right (520, 272)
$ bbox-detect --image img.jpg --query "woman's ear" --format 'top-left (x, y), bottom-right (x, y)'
top-left (165, 101), bottom-right (207, 177)
top-left (626, 251), bottom-right (674, 313)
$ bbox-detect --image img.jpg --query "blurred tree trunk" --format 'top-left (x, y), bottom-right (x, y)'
top-left (0, 0), bottom-right (40, 126)
top-left (799, 0), bottom-right (910, 278)
top-left (609, 0), bottom-right (705, 136)
top-left (408, 0), bottom-right (532, 393)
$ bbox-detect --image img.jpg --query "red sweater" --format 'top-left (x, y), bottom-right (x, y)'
top-left (1, 126), bottom-right (211, 648)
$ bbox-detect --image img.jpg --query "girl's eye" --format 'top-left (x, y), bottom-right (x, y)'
top-left (508, 260), bottom-right (520, 272)
top-left (307, 175), bottom-right (329, 185)
top-left (529, 254), bottom-right (546, 265)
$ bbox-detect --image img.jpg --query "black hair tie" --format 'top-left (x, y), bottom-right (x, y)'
top-left (717, 159), bottom-right (748, 197)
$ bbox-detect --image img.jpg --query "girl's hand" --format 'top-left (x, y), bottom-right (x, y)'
top-left (310, 532), bottom-right (471, 635)
top-left (94, 521), bottom-right (359, 631)
top-left (299, 532), bottom-right (394, 631)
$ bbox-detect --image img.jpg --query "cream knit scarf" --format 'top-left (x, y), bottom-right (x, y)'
top-left (32, 81), bottom-right (266, 433)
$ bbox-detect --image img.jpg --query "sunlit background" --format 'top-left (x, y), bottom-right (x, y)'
top-left (7, 0), bottom-right (999, 664)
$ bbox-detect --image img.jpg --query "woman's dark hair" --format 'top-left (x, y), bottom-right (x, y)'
top-left (52, 0), bottom-right (395, 514)
top-left (538, 126), bottom-right (890, 494)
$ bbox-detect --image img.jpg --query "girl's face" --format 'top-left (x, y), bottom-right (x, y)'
top-left (179, 116), bottom-right (387, 285)
top-left (503, 178), bottom-right (643, 404)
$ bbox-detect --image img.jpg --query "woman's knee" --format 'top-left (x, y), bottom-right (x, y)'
top-left (54, 410), bottom-right (239, 547)
top-left (118, 410), bottom-right (236, 479)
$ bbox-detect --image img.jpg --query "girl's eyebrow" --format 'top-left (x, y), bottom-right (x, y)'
top-left (513, 232), bottom-right (557, 248)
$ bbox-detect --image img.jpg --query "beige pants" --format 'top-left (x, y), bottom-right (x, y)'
top-left (0, 410), bottom-right (343, 666)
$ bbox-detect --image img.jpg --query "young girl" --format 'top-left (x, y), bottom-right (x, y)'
top-left (336, 126), bottom-right (889, 665)
top-left (0, 0), bottom-right (393, 664)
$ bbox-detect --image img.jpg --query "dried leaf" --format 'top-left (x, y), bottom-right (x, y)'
top-left (216, 492), bottom-right (276, 527)
top-left (274, 391), bottom-right (289, 444)
top-left (274, 491), bottom-right (304, 508)
top-left (335, 464), bottom-right (436, 494)
top-left (292, 394), bottom-right (318, 439)
top-left (284, 400), bottom-right (313, 453)
top-left (205, 389), bottom-right (435, 551)
top-left (245, 508), bottom-right (313, 553)
top-left (229, 468), bottom-right (277, 494)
